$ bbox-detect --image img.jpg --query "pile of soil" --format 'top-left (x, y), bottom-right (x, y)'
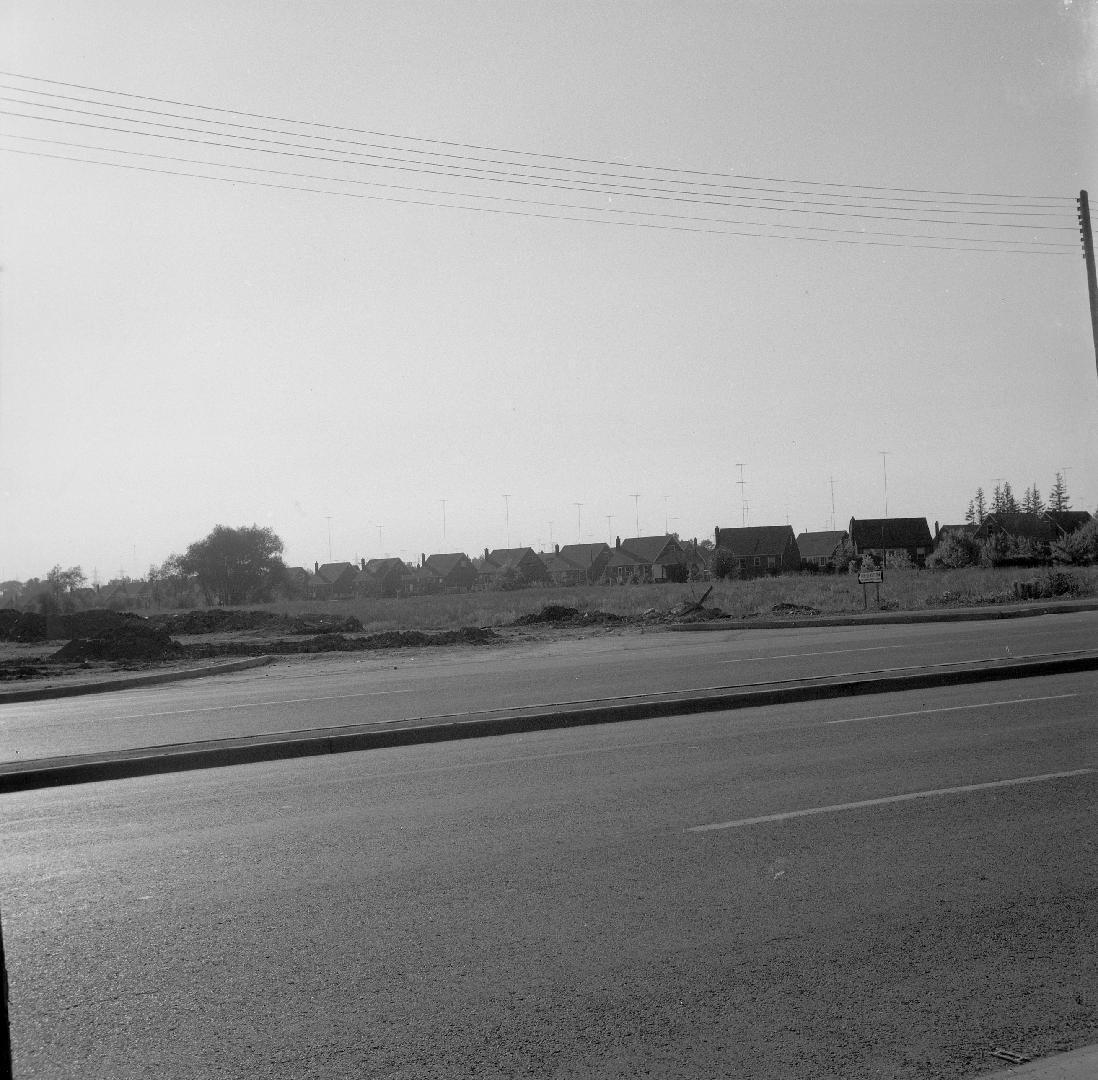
top-left (284, 615), bottom-right (364, 635)
top-left (149, 609), bottom-right (286, 634)
top-left (770, 602), bottom-right (821, 617)
top-left (0, 610), bottom-right (47, 642)
top-left (52, 624), bottom-right (184, 662)
top-left (181, 626), bottom-right (500, 658)
top-left (0, 664), bottom-right (43, 681)
top-left (513, 605), bottom-right (624, 626)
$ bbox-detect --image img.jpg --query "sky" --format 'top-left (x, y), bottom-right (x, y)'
top-left (1, 1), bottom-right (1096, 582)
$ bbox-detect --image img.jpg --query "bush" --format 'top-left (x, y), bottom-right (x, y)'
top-left (710, 548), bottom-right (740, 580)
top-left (1051, 518), bottom-right (1098, 565)
top-left (927, 532), bottom-right (980, 569)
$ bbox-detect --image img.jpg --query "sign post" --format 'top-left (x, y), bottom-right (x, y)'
top-left (858, 567), bottom-right (883, 609)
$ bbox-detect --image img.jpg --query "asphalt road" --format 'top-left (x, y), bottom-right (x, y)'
top-left (2, 612), bottom-right (1096, 762)
top-left (3, 670), bottom-right (1097, 1078)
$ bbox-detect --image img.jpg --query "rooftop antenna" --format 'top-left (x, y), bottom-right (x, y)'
top-left (829, 475), bottom-right (837, 531)
top-left (376, 524), bottom-right (383, 550)
top-left (502, 494), bottom-right (512, 547)
top-left (879, 452), bottom-right (889, 518)
top-left (663, 495), bottom-right (670, 534)
top-left (574, 502), bottom-right (583, 543)
top-left (440, 498), bottom-right (447, 541)
top-left (630, 493), bottom-right (641, 536)
top-left (605, 514), bottom-right (614, 542)
top-left (325, 516), bottom-right (333, 561)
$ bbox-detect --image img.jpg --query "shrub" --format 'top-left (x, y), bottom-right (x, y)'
top-left (710, 548), bottom-right (740, 580)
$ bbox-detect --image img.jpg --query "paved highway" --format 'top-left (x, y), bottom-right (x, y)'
top-left (2, 612), bottom-right (1096, 762)
top-left (3, 670), bottom-right (1097, 1078)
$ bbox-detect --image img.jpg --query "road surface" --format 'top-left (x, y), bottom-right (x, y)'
top-left (2, 611), bottom-right (1096, 762)
top-left (3, 669), bottom-right (1097, 1078)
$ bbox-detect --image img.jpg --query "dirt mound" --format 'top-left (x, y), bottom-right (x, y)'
top-left (770, 602), bottom-right (821, 618)
top-left (53, 624), bottom-right (183, 662)
top-left (285, 614), bottom-right (364, 635)
top-left (62, 609), bottom-right (146, 637)
top-left (182, 626), bottom-right (500, 658)
top-left (0, 610), bottom-right (47, 642)
top-left (513, 606), bottom-right (624, 626)
top-left (0, 664), bottom-right (43, 681)
top-left (150, 609), bottom-right (286, 634)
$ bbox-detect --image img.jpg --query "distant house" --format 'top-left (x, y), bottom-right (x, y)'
top-left (604, 535), bottom-right (688, 584)
top-left (419, 552), bottom-right (478, 593)
top-left (314, 561), bottom-right (359, 599)
top-left (934, 523), bottom-right (977, 543)
top-left (539, 549), bottom-right (584, 587)
top-left (848, 517), bottom-right (933, 567)
top-left (679, 539), bottom-right (711, 580)
top-left (357, 557), bottom-right (407, 598)
top-left (556, 543), bottom-right (612, 585)
top-left (971, 511), bottom-right (1092, 558)
top-left (714, 525), bottom-right (802, 577)
top-left (796, 530), bottom-right (849, 570)
top-left (480, 547), bottom-right (551, 587)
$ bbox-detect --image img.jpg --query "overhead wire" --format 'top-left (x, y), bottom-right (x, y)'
top-left (0, 143), bottom-right (1073, 256)
top-left (0, 82), bottom-right (1070, 211)
top-left (0, 69), bottom-right (1072, 203)
top-left (0, 106), bottom-right (1075, 235)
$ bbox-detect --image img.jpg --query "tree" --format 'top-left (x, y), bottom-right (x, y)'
top-left (964, 500), bottom-right (976, 525)
top-left (1020, 483), bottom-right (1044, 515)
top-left (1051, 518), bottom-right (1098, 565)
top-left (179, 525), bottom-right (286, 605)
top-left (973, 487), bottom-right (987, 524)
top-left (1049, 472), bottom-right (1071, 512)
top-left (46, 565), bottom-right (86, 596)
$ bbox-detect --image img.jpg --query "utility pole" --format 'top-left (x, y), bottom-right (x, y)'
top-left (574, 502), bottom-right (583, 543)
top-left (879, 452), bottom-right (889, 518)
top-left (1078, 191), bottom-right (1098, 378)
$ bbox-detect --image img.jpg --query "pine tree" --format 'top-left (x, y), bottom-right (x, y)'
top-left (1001, 481), bottom-right (1018, 513)
top-left (1049, 472), bottom-right (1071, 512)
top-left (974, 487), bottom-right (987, 524)
top-left (965, 500), bottom-right (976, 525)
top-left (1020, 483), bottom-right (1044, 515)
top-left (991, 482), bottom-right (1004, 515)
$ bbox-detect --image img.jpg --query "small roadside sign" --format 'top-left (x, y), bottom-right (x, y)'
top-left (858, 569), bottom-right (883, 584)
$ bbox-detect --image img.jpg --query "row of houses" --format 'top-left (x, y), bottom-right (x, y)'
top-left (5, 510), bottom-right (1091, 610)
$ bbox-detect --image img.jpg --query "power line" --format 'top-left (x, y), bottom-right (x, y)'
top-left (0, 103), bottom-right (1074, 233)
top-left (1, 143), bottom-right (1073, 256)
top-left (0, 69), bottom-right (1072, 203)
top-left (0, 133), bottom-right (1074, 251)
top-left (0, 83), bottom-right (1071, 211)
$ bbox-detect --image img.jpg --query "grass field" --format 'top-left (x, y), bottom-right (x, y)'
top-left (245, 565), bottom-right (1098, 634)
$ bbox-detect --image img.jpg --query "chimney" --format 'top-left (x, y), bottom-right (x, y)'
top-left (934, 521), bottom-right (939, 540)
top-left (314, 561), bottom-right (319, 574)
top-left (361, 558), bottom-right (366, 571)
top-left (554, 543), bottom-right (560, 554)
top-left (420, 553), bottom-right (425, 568)
top-left (615, 535), bottom-right (621, 549)
top-left (714, 526), bottom-right (720, 547)
top-left (484, 547), bottom-right (490, 561)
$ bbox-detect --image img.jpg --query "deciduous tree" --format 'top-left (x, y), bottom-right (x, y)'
top-left (179, 525), bottom-right (286, 605)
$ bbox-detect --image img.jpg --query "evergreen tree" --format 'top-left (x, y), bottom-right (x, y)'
top-left (964, 499), bottom-right (976, 525)
top-left (1020, 483), bottom-right (1044, 515)
top-left (1049, 472), bottom-right (1071, 511)
top-left (974, 487), bottom-right (987, 524)
top-left (991, 482), bottom-right (1005, 515)
top-left (1000, 480), bottom-right (1018, 513)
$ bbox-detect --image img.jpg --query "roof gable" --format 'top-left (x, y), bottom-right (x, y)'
top-left (796, 531), bottom-right (848, 558)
top-left (716, 525), bottom-right (796, 556)
top-left (849, 518), bottom-right (933, 549)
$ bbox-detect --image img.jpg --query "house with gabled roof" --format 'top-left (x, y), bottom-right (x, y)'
top-left (313, 561), bottom-right (359, 599)
top-left (605, 535), bottom-right (688, 584)
top-left (356, 557), bottom-right (407, 598)
top-left (539, 549), bottom-right (584, 586)
top-left (715, 525), bottom-right (801, 577)
top-left (480, 547), bottom-right (551, 587)
top-left (556, 542), bottom-right (612, 585)
top-left (848, 517), bottom-right (933, 567)
top-left (419, 552), bottom-right (478, 592)
top-left (796, 530), bottom-right (849, 570)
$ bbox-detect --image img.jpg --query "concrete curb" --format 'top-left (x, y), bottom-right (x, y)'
top-left (2, 652), bottom-right (1096, 794)
top-left (670, 599), bottom-right (1098, 632)
top-left (0, 655), bottom-right (272, 704)
top-left (978, 1043), bottom-right (1098, 1078)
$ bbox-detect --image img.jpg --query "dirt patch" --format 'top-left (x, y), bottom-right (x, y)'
top-left (182, 626), bottom-right (500, 658)
top-left (0, 611), bottom-right (48, 642)
top-left (0, 664), bottom-right (43, 681)
top-left (770, 602), bottom-right (822, 617)
top-left (513, 605), bottom-right (625, 626)
top-left (149, 609), bottom-right (286, 634)
top-left (284, 615), bottom-right (364, 635)
top-left (52, 624), bottom-right (184, 662)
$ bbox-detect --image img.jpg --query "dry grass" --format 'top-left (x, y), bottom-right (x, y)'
top-left (237, 565), bottom-right (1098, 632)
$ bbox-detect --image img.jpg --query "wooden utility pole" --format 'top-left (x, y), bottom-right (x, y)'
top-left (1080, 190), bottom-right (1098, 379)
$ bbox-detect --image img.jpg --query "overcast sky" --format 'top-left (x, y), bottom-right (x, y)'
top-left (1, 1), bottom-right (1096, 581)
